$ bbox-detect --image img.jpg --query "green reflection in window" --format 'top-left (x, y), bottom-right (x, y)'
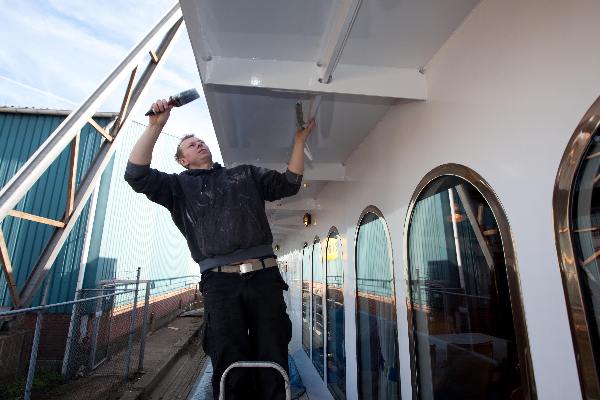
top-left (312, 240), bottom-right (325, 378)
top-left (356, 211), bottom-right (400, 399)
top-left (573, 132), bottom-right (600, 373)
top-left (302, 244), bottom-right (312, 356)
top-left (326, 231), bottom-right (346, 399)
top-left (408, 176), bottom-right (523, 399)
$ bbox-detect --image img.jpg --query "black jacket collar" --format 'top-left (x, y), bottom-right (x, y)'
top-left (181, 162), bottom-right (223, 176)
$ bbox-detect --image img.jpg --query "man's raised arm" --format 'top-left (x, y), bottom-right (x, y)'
top-left (128, 99), bottom-right (172, 165)
top-left (287, 119), bottom-right (316, 176)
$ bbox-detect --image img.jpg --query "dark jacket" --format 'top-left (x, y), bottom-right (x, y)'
top-left (124, 161), bottom-right (302, 272)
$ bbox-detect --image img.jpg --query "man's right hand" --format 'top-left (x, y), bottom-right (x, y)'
top-left (149, 99), bottom-right (173, 127)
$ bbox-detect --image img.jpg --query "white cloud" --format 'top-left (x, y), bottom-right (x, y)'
top-left (0, 0), bottom-right (221, 161)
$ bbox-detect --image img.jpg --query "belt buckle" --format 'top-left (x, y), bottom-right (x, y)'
top-left (239, 262), bottom-right (253, 274)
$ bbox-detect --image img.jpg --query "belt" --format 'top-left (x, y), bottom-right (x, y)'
top-left (214, 257), bottom-right (278, 274)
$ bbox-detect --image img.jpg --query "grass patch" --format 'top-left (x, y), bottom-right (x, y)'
top-left (0, 370), bottom-right (64, 400)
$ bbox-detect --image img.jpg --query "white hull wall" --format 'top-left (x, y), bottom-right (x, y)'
top-left (280, 0), bottom-right (600, 398)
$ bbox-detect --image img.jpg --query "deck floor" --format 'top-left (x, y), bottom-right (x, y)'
top-left (147, 336), bottom-right (207, 400)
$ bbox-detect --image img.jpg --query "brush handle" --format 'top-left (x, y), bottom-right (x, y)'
top-left (145, 101), bottom-right (173, 116)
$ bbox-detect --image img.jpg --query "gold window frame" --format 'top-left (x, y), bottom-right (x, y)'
top-left (554, 96), bottom-right (600, 399)
top-left (403, 164), bottom-right (537, 399)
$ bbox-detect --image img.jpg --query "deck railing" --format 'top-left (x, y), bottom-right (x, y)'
top-left (0, 271), bottom-right (200, 400)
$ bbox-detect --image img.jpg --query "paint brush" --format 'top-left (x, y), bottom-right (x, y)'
top-left (144, 88), bottom-right (200, 116)
top-left (295, 96), bottom-right (322, 161)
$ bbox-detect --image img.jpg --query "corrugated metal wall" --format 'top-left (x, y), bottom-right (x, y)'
top-left (0, 110), bottom-right (113, 308)
top-left (84, 121), bottom-right (197, 287)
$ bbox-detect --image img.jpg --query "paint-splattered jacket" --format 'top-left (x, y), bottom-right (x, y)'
top-left (124, 162), bottom-right (302, 272)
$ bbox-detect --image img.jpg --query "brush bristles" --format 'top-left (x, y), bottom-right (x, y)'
top-left (171, 89), bottom-right (200, 107)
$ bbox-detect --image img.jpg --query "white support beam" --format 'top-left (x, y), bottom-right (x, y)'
top-left (203, 57), bottom-right (427, 100)
top-left (18, 10), bottom-right (185, 307)
top-left (231, 162), bottom-right (346, 182)
top-left (266, 196), bottom-right (320, 211)
top-left (0, 4), bottom-right (183, 223)
top-left (316, 0), bottom-right (363, 84)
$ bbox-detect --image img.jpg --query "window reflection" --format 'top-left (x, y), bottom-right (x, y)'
top-left (356, 210), bottom-right (401, 399)
top-left (326, 229), bottom-right (346, 399)
top-left (312, 238), bottom-right (325, 378)
top-left (572, 132), bottom-right (600, 380)
top-left (302, 243), bottom-right (312, 356)
top-left (408, 177), bottom-right (523, 399)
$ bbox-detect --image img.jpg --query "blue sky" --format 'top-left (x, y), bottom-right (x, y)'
top-left (0, 0), bottom-right (221, 163)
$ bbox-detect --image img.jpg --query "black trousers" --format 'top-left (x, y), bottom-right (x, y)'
top-left (200, 267), bottom-right (292, 400)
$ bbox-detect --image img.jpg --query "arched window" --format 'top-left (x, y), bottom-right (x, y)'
top-left (555, 96), bottom-right (600, 398)
top-left (355, 207), bottom-right (400, 399)
top-left (302, 242), bottom-right (312, 356)
top-left (405, 164), bottom-right (535, 399)
top-left (312, 237), bottom-right (324, 377)
top-left (326, 227), bottom-right (346, 399)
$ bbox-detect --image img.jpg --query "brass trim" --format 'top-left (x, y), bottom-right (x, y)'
top-left (353, 205), bottom-right (400, 398)
top-left (327, 225), bottom-right (340, 239)
top-left (402, 164), bottom-right (537, 400)
top-left (553, 96), bottom-right (600, 399)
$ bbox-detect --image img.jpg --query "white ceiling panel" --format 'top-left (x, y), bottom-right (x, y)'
top-left (340, 0), bottom-right (481, 68)
top-left (204, 85), bottom-right (394, 167)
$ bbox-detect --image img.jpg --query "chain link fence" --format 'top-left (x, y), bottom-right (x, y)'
top-left (0, 271), bottom-right (200, 400)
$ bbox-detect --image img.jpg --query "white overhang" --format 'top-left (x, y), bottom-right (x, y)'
top-left (180, 0), bottom-right (480, 244)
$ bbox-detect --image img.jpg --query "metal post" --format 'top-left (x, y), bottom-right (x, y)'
top-left (89, 287), bottom-right (104, 370)
top-left (24, 273), bottom-right (53, 400)
top-left (105, 287), bottom-right (115, 360)
top-left (138, 281), bottom-right (151, 372)
top-left (125, 267), bottom-right (141, 379)
top-left (61, 289), bottom-right (81, 377)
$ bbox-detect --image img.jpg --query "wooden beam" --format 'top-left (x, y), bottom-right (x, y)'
top-left (117, 66), bottom-right (138, 129)
top-left (0, 229), bottom-right (20, 307)
top-left (149, 50), bottom-right (159, 63)
top-left (8, 210), bottom-right (65, 228)
top-left (583, 249), bottom-right (600, 267)
top-left (586, 151), bottom-right (600, 160)
top-left (18, 16), bottom-right (185, 307)
top-left (483, 229), bottom-right (499, 236)
top-left (65, 132), bottom-right (80, 220)
top-left (477, 204), bottom-right (484, 226)
top-left (87, 118), bottom-right (113, 142)
top-left (574, 226), bottom-right (600, 233)
top-left (0, 5), bottom-right (182, 224)
top-left (455, 185), bottom-right (495, 269)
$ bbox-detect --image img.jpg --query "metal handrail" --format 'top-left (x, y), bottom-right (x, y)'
top-left (0, 289), bottom-right (134, 318)
top-left (218, 361), bottom-right (291, 400)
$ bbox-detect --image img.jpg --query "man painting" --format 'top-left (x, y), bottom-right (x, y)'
top-left (124, 99), bottom-right (314, 399)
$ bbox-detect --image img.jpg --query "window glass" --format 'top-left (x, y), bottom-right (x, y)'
top-left (302, 244), bottom-right (312, 356)
top-left (312, 239), bottom-right (325, 378)
top-left (573, 131), bottom-right (600, 373)
top-left (408, 176), bottom-right (523, 399)
top-left (356, 211), bottom-right (400, 399)
top-left (326, 230), bottom-right (346, 399)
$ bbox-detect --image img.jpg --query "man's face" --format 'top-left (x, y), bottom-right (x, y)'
top-left (178, 137), bottom-right (212, 169)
